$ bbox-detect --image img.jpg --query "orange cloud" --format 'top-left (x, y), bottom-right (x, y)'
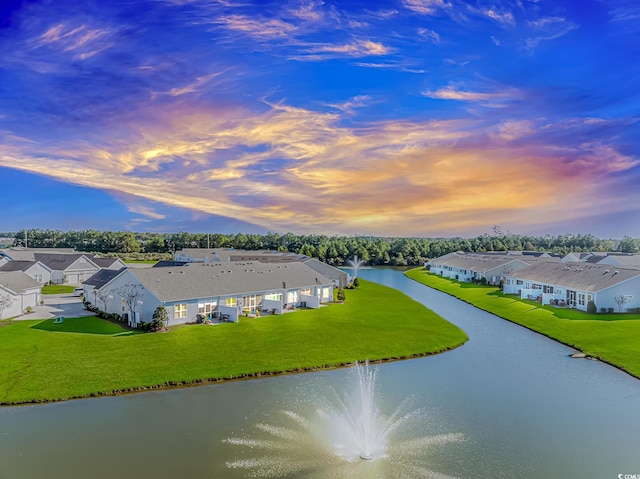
top-left (1, 100), bottom-right (637, 235)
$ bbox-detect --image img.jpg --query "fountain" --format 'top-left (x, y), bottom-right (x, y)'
top-left (224, 361), bottom-right (465, 478)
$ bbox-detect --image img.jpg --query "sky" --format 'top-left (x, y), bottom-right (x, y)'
top-left (0, 0), bottom-right (639, 238)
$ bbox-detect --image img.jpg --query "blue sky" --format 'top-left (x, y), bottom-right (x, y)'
top-left (1, 0), bottom-right (639, 237)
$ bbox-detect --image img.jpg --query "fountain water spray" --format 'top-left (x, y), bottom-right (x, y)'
top-left (224, 361), bottom-right (465, 478)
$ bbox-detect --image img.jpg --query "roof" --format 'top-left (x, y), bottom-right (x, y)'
top-left (91, 257), bottom-right (123, 268)
top-left (0, 247), bottom-right (76, 261)
top-left (33, 253), bottom-right (98, 270)
top-left (598, 255), bottom-right (640, 266)
top-left (302, 258), bottom-right (348, 281)
top-left (153, 260), bottom-right (190, 267)
top-left (177, 248), bottom-right (309, 263)
top-left (431, 252), bottom-right (529, 273)
top-left (0, 271), bottom-right (41, 293)
top-left (112, 261), bottom-right (333, 303)
top-left (508, 261), bottom-right (640, 293)
top-left (0, 260), bottom-right (38, 272)
top-left (84, 268), bottom-right (126, 288)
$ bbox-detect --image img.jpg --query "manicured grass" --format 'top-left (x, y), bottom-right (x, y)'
top-left (405, 268), bottom-right (640, 378)
top-left (41, 285), bottom-right (75, 294)
top-left (0, 280), bottom-right (467, 404)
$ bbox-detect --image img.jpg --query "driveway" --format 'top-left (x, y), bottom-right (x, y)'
top-left (25, 293), bottom-right (91, 320)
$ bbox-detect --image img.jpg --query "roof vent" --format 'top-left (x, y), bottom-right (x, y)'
top-left (603, 270), bottom-right (609, 274)
top-left (613, 271), bottom-right (619, 275)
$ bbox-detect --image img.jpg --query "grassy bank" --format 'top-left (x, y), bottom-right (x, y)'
top-left (405, 268), bottom-right (640, 378)
top-left (0, 279), bottom-right (467, 404)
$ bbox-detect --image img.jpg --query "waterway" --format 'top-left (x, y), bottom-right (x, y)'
top-left (1, 268), bottom-right (639, 478)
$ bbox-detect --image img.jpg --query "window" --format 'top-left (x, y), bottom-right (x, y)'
top-left (198, 301), bottom-right (217, 314)
top-left (264, 293), bottom-right (282, 301)
top-left (175, 303), bottom-right (187, 318)
top-left (516, 280), bottom-right (523, 285)
top-left (34, 273), bottom-right (43, 282)
top-left (322, 287), bottom-right (331, 300)
top-left (287, 291), bottom-right (299, 304)
top-left (543, 285), bottom-right (554, 294)
top-left (301, 288), bottom-right (312, 296)
top-left (225, 297), bottom-right (237, 307)
top-left (242, 295), bottom-right (257, 310)
top-left (578, 294), bottom-right (585, 306)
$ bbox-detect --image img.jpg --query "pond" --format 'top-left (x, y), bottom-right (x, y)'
top-left (1, 268), bottom-right (639, 478)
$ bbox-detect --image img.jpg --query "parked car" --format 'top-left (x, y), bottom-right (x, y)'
top-left (73, 287), bottom-right (84, 297)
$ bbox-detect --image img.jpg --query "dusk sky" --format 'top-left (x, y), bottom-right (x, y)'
top-left (1, 0), bottom-right (639, 238)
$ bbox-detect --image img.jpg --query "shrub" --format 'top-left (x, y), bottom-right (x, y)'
top-left (336, 288), bottom-right (346, 302)
top-left (353, 277), bottom-right (360, 288)
top-left (586, 301), bottom-right (597, 314)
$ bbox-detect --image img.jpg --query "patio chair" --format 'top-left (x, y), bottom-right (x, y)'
top-left (53, 316), bottom-right (65, 324)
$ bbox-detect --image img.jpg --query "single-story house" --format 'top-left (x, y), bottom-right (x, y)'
top-left (429, 252), bottom-right (533, 285)
top-left (83, 268), bottom-right (127, 308)
top-left (0, 260), bottom-right (53, 284)
top-left (174, 248), bottom-right (309, 264)
top-left (33, 253), bottom-right (101, 285)
top-left (302, 258), bottom-right (349, 288)
top-left (93, 261), bottom-right (334, 328)
top-left (91, 257), bottom-right (128, 270)
top-left (595, 253), bottom-right (640, 268)
top-left (503, 261), bottom-right (640, 312)
top-left (0, 271), bottom-right (42, 319)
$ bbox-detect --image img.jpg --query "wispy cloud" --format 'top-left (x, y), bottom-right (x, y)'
top-left (216, 14), bottom-right (298, 38)
top-left (417, 27), bottom-right (441, 44)
top-left (525, 16), bottom-right (578, 49)
top-left (28, 22), bottom-right (115, 60)
top-left (422, 84), bottom-right (521, 106)
top-left (403, 0), bottom-right (451, 15)
top-left (483, 8), bottom-right (515, 27)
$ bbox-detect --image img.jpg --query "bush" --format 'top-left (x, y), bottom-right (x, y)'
top-left (586, 301), bottom-right (597, 314)
top-left (353, 277), bottom-right (360, 288)
top-left (336, 288), bottom-right (346, 302)
top-left (139, 318), bottom-right (164, 332)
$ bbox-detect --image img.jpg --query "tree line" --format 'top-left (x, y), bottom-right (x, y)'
top-left (8, 229), bottom-right (640, 267)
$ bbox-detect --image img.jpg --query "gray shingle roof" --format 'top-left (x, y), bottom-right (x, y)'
top-left (91, 257), bottom-right (122, 268)
top-left (431, 252), bottom-right (529, 272)
top-left (34, 253), bottom-right (97, 270)
top-left (0, 260), bottom-right (38, 272)
top-left (0, 271), bottom-right (41, 293)
top-left (508, 261), bottom-right (640, 292)
top-left (84, 268), bottom-right (126, 288)
top-left (118, 261), bottom-right (333, 302)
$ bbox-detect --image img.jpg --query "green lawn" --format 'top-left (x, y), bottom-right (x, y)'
top-left (41, 284), bottom-right (76, 294)
top-left (405, 268), bottom-right (640, 378)
top-left (0, 280), bottom-right (467, 404)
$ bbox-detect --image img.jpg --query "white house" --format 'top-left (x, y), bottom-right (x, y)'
top-left (429, 252), bottom-right (533, 285)
top-left (34, 253), bottom-right (101, 284)
top-left (93, 261), bottom-right (334, 328)
top-left (0, 260), bottom-right (53, 284)
top-left (503, 261), bottom-right (640, 312)
top-left (0, 271), bottom-right (42, 319)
